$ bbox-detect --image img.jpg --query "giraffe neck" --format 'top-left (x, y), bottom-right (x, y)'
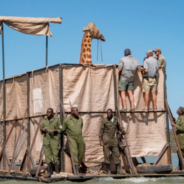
top-left (79, 31), bottom-right (92, 64)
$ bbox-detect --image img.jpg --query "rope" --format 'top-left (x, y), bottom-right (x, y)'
top-left (97, 40), bottom-right (99, 62)
top-left (100, 40), bottom-right (103, 63)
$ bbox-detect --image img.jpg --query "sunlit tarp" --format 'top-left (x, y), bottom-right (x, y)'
top-left (0, 16), bottom-right (62, 37)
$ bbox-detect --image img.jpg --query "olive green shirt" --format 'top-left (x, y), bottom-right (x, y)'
top-left (61, 115), bottom-right (83, 137)
top-left (158, 55), bottom-right (166, 68)
top-left (40, 117), bottom-right (62, 143)
top-left (99, 116), bottom-right (125, 141)
top-left (176, 115), bottom-right (184, 149)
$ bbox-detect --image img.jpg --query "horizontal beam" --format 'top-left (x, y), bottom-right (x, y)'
top-left (0, 110), bottom-right (166, 123)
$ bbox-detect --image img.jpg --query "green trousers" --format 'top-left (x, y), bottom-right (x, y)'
top-left (69, 135), bottom-right (84, 165)
top-left (43, 138), bottom-right (59, 164)
top-left (103, 140), bottom-right (121, 164)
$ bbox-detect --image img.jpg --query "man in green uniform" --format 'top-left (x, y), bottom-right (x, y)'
top-left (61, 107), bottom-right (84, 175)
top-left (171, 106), bottom-right (184, 170)
top-left (40, 108), bottom-right (62, 178)
top-left (99, 109), bottom-right (126, 174)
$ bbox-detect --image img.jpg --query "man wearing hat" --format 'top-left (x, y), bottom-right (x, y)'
top-left (153, 48), bottom-right (166, 69)
top-left (142, 50), bottom-right (159, 111)
top-left (118, 49), bottom-right (140, 112)
top-left (171, 107), bottom-right (184, 170)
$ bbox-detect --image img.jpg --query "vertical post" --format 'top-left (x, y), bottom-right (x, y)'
top-left (113, 65), bottom-right (118, 111)
top-left (2, 23), bottom-right (5, 79)
top-left (59, 63), bottom-right (64, 171)
top-left (164, 69), bottom-right (171, 164)
top-left (1, 23), bottom-right (6, 169)
top-left (26, 72), bottom-right (30, 168)
top-left (46, 36), bottom-right (48, 66)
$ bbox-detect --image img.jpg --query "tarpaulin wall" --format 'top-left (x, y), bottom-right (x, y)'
top-left (0, 64), bottom-right (167, 169)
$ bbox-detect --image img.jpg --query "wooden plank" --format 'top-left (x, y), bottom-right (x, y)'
top-left (165, 100), bottom-right (184, 169)
top-left (137, 164), bottom-right (172, 174)
top-left (116, 104), bottom-right (136, 174)
top-left (154, 143), bottom-right (169, 165)
top-left (22, 115), bottom-right (43, 174)
top-left (0, 116), bottom-right (17, 161)
top-left (8, 107), bottom-right (28, 174)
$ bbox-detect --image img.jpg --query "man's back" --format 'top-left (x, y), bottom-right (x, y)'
top-left (144, 57), bottom-right (159, 78)
top-left (158, 55), bottom-right (166, 68)
top-left (119, 55), bottom-right (140, 82)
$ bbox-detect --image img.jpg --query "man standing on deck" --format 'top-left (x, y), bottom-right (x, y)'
top-left (118, 49), bottom-right (140, 112)
top-left (142, 50), bottom-right (159, 111)
top-left (171, 107), bottom-right (184, 170)
top-left (40, 108), bottom-right (62, 178)
top-left (61, 106), bottom-right (84, 175)
top-left (99, 109), bottom-right (126, 174)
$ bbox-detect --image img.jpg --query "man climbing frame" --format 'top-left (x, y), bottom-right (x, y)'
top-left (40, 108), bottom-right (62, 178)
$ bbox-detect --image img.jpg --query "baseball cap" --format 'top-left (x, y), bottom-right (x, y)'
top-left (153, 48), bottom-right (161, 52)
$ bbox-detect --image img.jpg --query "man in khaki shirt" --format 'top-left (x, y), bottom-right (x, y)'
top-left (153, 48), bottom-right (166, 69)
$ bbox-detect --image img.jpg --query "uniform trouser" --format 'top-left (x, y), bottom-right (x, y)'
top-left (177, 149), bottom-right (184, 170)
top-left (43, 138), bottom-right (59, 164)
top-left (103, 143), bottom-right (121, 164)
top-left (69, 135), bottom-right (84, 165)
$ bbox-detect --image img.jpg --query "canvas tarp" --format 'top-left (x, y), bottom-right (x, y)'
top-left (0, 16), bottom-right (62, 36)
top-left (0, 65), bottom-right (167, 164)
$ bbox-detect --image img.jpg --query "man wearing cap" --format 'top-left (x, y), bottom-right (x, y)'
top-left (61, 106), bottom-right (84, 175)
top-left (171, 107), bottom-right (184, 170)
top-left (153, 48), bottom-right (166, 69)
top-left (118, 49), bottom-right (140, 112)
top-left (142, 50), bottom-right (159, 111)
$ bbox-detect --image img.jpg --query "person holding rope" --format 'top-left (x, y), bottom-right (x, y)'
top-left (171, 107), bottom-right (184, 170)
top-left (99, 109), bottom-right (126, 174)
top-left (40, 108), bottom-right (62, 178)
top-left (61, 106), bottom-right (85, 175)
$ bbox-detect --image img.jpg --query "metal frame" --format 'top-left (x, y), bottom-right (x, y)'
top-left (59, 63), bottom-right (64, 171)
top-left (0, 62), bottom-right (170, 172)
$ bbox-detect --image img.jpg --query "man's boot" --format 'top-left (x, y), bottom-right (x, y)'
top-left (44, 163), bottom-right (52, 178)
top-left (55, 164), bottom-right (60, 174)
top-left (106, 164), bottom-right (111, 174)
top-left (75, 165), bottom-right (79, 175)
top-left (116, 164), bottom-right (125, 174)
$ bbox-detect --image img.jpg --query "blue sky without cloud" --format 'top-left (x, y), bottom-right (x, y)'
top-left (0, 0), bottom-right (184, 122)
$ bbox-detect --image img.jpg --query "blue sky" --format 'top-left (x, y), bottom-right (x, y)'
top-left (0, 0), bottom-right (184, 121)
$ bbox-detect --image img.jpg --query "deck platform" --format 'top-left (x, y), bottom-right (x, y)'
top-left (0, 171), bottom-right (184, 183)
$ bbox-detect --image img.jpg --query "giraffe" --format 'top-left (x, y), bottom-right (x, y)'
top-left (79, 22), bottom-right (105, 64)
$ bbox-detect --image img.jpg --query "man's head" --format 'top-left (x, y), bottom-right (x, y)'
top-left (177, 107), bottom-right (184, 115)
top-left (107, 108), bottom-right (113, 120)
top-left (146, 50), bottom-right (153, 58)
top-left (153, 48), bottom-right (161, 56)
top-left (124, 49), bottom-right (131, 57)
top-left (47, 108), bottom-right (54, 119)
top-left (71, 107), bottom-right (79, 118)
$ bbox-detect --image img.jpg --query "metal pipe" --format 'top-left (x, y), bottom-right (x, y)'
top-left (164, 69), bottom-right (171, 164)
top-left (46, 36), bottom-right (48, 66)
top-left (113, 65), bottom-right (118, 111)
top-left (59, 63), bottom-right (64, 172)
top-left (2, 23), bottom-right (5, 79)
top-left (26, 72), bottom-right (30, 154)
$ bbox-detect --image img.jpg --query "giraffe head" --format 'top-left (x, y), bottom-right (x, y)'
top-left (83, 22), bottom-right (105, 42)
